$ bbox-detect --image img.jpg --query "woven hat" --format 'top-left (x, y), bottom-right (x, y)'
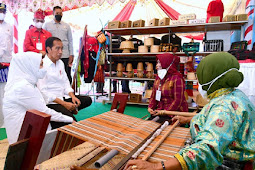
top-left (137, 62), bottom-right (144, 71)
top-left (120, 40), bottom-right (134, 53)
top-left (126, 63), bottom-right (133, 71)
top-left (117, 63), bottom-right (123, 71)
top-left (144, 38), bottom-right (154, 46)
top-left (146, 63), bottom-right (153, 71)
top-left (34, 9), bottom-right (45, 20)
top-left (138, 46), bottom-right (148, 53)
top-left (150, 45), bottom-right (159, 53)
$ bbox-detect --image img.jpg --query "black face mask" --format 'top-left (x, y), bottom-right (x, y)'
top-left (55, 15), bottom-right (62, 21)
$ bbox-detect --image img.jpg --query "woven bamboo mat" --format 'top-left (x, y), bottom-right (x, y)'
top-left (0, 139), bottom-right (9, 170)
top-left (36, 141), bottom-right (99, 170)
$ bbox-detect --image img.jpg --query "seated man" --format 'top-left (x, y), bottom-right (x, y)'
top-left (37, 37), bottom-right (92, 129)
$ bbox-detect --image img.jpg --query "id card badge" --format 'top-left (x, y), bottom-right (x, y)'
top-left (36, 42), bottom-right (43, 50)
top-left (156, 90), bottom-right (161, 101)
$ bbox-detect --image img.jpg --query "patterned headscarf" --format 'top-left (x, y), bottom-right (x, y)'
top-left (196, 52), bottom-right (243, 95)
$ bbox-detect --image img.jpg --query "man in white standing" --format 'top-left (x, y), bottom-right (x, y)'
top-left (0, 3), bottom-right (13, 128)
top-left (43, 6), bottom-right (73, 83)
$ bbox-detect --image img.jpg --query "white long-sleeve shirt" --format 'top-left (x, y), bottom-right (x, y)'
top-left (0, 21), bottom-right (13, 63)
top-left (3, 79), bottom-right (73, 144)
top-left (37, 55), bottom-right (74, 104)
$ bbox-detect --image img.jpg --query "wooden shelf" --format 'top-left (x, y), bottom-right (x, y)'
top-left (105, 76), bottom-right (155, 81)
top-left (105, 21), bottom-right (247, 35)
top-left (107, 52), bottom-right (219, 57)
top-left (103, 99), bottom-right (198, 109)
top-left (105, 76), bottom-right (197, 82)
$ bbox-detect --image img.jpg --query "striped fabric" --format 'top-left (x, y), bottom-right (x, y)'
top-left (0, 67), bottom-right (9, 83)
top-left (51, 111), bottom-right (160, 157)
top-left (244, 0), bottom-right (255, 49)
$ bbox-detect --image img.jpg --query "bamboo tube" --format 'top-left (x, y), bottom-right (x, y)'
top-left (142, 120), bottom-right (180, 161)
top-left (159, 110), bottom-right (197, 117)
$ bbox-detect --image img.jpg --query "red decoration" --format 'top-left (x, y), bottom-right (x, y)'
top-left (186, 151), bottom-right (196, 160)
top-left (215, 119), bottom-right (224, 128)
top-left (231, 101), bottom-right (239, 110)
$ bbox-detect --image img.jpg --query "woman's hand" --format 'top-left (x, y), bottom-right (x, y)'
top-left (124, 160), bottom-right (162, 170)
top-left (148, 108), bottom-right (156, 115)
top-left (172, 116), bottom-right (192, 125)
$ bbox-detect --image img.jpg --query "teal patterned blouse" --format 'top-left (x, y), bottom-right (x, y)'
top-left (179, 88), bottom-right (255, 170)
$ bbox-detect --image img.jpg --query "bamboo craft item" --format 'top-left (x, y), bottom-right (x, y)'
top-left (142, 120), bottom-right (180, 161)
top-left (137, 123), bottom-right (191, 162)
top-left (160, 110), bottom-right (197, 117)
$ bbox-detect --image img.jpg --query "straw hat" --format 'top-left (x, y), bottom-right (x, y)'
top-left (187, 72), bottom-right (197, 80)
top-left (119, 40), bottom-right (134, 53)
top-left (117, 63), bottom-right (123, 71)
top-left (126, 63), bottom-right (133, 71)
top-left (138, 46), bottom-right (148, 53)
top-left (137, 62), bottom-right (144, 71)
top-left (195, 93), bottom-right (209, 107)
top-left (150, 45), bottom-right (159, 53)
top-left (144, 38), bottom-right (154, 47)
top-left (146, 63), bottom-right (153, 71)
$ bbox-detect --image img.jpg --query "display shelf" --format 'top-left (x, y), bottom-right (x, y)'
top-left (107, 51), bottom-right (219, 57)
top-left (105, 76), bottom-right (155, 81)
top-left (105, 76), bottom-right (197, 82)
top-left (105, 21), bottom-right (247, 35)
top-left (103, 98), bottom-right (198, 109)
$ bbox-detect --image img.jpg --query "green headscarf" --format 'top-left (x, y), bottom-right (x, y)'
top-left (196, 52), bottom-right (243, 95)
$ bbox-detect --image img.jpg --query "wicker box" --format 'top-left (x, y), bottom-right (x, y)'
top-left (149, 18), bottom-right (159, 26)
top-left (208, 16), bottom-right (220, 23)
top-left (236, 14), bottom-right (248, 21)
top-left (179, 13), bottom-right (196, 20)
top-left (171, 20), bottom-right (188, 25)
top-left (223, 15), bottom-right (236, 22)
top-left (159, 18), bottom-right (170, 26)
top-left (129, 93), bottom-right (142, 103)
top-left (108, 21), bottom-right (121, 29)
top-left (133, 20), bottom-right (145, 27)
top-left (121, 20), bottom-right (132, 28)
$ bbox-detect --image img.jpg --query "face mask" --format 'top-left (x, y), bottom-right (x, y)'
top-left (34, 22), bottom-right (43, 29)
top-left (55, 15), bottom-right (62, 22)
top-left (198, 68), bottom-right (239, 98)
top-left (0, 13), bottom-right (5, 20)
top-left (198, 83), bottom-right (208, 99)
top-left (37, 68), bottom-right (47, 79)
top-left (157, 58), bottom-right (175, 80)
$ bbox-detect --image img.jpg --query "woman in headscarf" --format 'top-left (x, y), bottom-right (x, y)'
top-left (124, 52), bottom-right (255, 170)
top-left (148, 53), bottom-right (188, 123)
top-left (3, 52), bottom-right (74, 144)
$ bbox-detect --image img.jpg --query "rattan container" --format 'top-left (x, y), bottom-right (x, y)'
top-left (144, 38), bottom-right (154, 47)
top-left (138, 46), bottom-right (148, 53)
top-left (119, 40), bottom-right (134, 53)
top-left (150, 45), bottom-right (159, 53)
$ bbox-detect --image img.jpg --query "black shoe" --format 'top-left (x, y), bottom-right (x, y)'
top-left (111, 89), bottom-right (117, 93)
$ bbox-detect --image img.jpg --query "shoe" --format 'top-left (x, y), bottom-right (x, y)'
top-left (111, 89), bottom-right (117, 93)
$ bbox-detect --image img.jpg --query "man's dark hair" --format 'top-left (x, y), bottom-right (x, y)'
top-left (53, 6), bottom-right (62, 12)
top-left (45, 37), bottom-right (61, 53)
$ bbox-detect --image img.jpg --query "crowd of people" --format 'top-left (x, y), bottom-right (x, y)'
top-left (0, 1), bottom-right (254, 169)
top-left (0, 3), bottom-right (92, 144)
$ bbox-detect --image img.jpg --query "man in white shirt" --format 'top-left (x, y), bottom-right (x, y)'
top-left (37, 37), bottom-right (92, 129)
top-left (43, 6), bottom-right (73, 83)
top-left (0, 3), bottom-right (13, 128)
